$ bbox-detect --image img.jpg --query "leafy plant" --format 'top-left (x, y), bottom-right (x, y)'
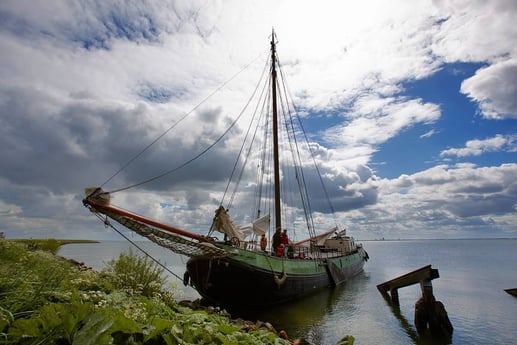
top-left (6, 301), bottom-right (143, 345)
top-left (101, 249), bottom-right (166, 297)
top-left (0, 240), bottom-right (292, 345)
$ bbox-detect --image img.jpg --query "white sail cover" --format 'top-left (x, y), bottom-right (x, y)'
top-left (213, 206), bottom-right (270, 241)
top-left (237, 214), bottom-right (270, 241)
top-left (292, 226), bottom-right (338, 247)
top-left (213, 206), bottom-right (245, 241)
top-left (252, 214), bottom-right (270, 235)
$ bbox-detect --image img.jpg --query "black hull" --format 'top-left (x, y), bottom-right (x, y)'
top-left (186, 248), bottom-right (366, 310)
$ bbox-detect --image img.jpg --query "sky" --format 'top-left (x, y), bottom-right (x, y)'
top-left (0, 0), bottom-right (516, 241)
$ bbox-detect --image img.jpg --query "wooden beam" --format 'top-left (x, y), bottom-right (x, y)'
top-left (377, 265), bottom-right (439, 306)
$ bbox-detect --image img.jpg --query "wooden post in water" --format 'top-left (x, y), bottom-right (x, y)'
top-left (377, 264), bottom-right (439, 306)
top-left (377, 265), bottom-right (453, 339)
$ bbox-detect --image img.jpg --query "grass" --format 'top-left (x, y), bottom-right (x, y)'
top-left (10, 239), bottom-right (99, 254)
top-left (0, 239), bottom-right (290, 345)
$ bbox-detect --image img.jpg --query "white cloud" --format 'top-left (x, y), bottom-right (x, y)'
top-left (432, 0), bottom-right (517, 119)
top-left (323, 95), bottom-right (440, 150)
top-left (347, 163), bottom-right (517, 238)
top-left (420, 129), bottom-right (438, 138)
top-left (0, 0), bottom-right (516, 241)
top-left (432, 0), bottom-right (517, 62)
top-left (460, 59), bottom-right (517, 119)
top-left (441, 134), bottom-right (516, 157)
top-left (0, 198), bottom-right (22, 216)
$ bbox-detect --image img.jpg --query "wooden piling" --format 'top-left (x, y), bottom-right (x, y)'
top-left (377, 264), bottom-right (439, 306)
top-left (377, 265), bottom-right (453, 339)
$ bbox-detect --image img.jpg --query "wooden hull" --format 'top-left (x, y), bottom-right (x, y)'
top-left (186, 245), bottom-right (367, 310)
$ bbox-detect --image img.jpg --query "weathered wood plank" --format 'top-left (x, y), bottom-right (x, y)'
top-left (377, 265), bottom-right (439, 294)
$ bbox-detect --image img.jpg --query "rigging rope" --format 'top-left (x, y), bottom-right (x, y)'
top-left (277, 55), bottom-right (340, 229)
top-left (101, 50), bottom-right (266, 193)
top-left (278, 71), bottom-right (315, 237)
top-left (107, 53), bottom-right (269, 195)
top-left (219, 56), bottom-right (270, 210)
top-left (92, 212), bottom-right (184, 282)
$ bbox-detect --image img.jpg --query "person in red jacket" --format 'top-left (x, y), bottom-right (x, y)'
top-left (281, 230), bottom-right (289, 243)
top-left (281, 230), bottom-right (289, 256)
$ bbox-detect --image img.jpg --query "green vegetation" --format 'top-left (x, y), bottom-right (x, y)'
top-left (0, 239), bottom-right (289, 345)
top-left (10, 239), bottom-right (99, 255)
top-left (102, 248), bottom-right (166, 298)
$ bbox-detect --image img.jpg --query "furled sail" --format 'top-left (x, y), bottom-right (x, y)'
top-left (212, 206), bottom-right (247, 242)
top-left (212, 206), bottom-right (271, 241)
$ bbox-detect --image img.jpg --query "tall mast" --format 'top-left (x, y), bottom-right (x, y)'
top-left (270, 30), bottom-right (282, 232)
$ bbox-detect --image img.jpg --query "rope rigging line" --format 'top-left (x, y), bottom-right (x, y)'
top-left (277, 55), bottom-right (340, 229)
top-left (92, 212), bottom-right (184, 282)
top-left (273, 54), bottom-right (317, 237)
top-left (244, 86), bottom-right (272, 223)
top-left (107, 52), bottom-right (270, 195)
top-left (262, 95), bottom-right (273, 225)
top-left (219, 56), bottom-right (271, 210)
top-left (101, 49), bottom-right (266, 192)
top-left (283, 92), bottom-right (315, 236)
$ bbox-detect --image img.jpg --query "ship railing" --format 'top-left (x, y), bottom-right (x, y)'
top-left (312, 245), bottom-right (354, 257)
top-left (290, 245), bottom-right (310, 259)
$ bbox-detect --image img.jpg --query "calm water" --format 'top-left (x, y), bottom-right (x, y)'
top-left (59, 239), bottom-right (517, 345)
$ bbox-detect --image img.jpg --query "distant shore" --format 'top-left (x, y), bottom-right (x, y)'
top-left (11, 238), bottom-right (100, 244)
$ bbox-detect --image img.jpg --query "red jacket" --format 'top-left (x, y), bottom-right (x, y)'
top-left (281, 232), bottom-right (289, 245)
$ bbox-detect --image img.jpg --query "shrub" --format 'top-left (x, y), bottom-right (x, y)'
top-left (0, 241), bottom-right (78, 316)
top-left (101, 248), bottom-right (166, 297)
top-left (0, 240), bottom-right (291, 345)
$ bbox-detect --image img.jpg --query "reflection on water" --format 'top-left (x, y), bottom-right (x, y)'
top-left (380, 292), bottom-right (419, 343)
top-left (234, 271), bottom-right (370, 344)
top-left (380, 292), bottom-right (453, 345)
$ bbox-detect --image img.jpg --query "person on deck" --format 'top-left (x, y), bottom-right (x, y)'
top-left (281, 230), bottom-right (289, 245)
top-left (281, 229), bottom-right (289, 256)
top-left (260, 234), bottom-right (267, 251)
top-left (272, 229), bottom-right (282, 254)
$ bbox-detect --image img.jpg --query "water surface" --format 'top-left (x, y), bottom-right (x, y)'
top-left (59, 239), bottom-right (517, 344)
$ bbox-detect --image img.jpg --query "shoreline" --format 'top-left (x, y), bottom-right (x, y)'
top-left (1, 239), bottom-right (300, 344)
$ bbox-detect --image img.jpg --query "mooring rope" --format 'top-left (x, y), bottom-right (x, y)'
top-left (264, 252), bottom-right (287, 288)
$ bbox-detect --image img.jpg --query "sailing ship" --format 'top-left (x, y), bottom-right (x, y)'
top-left (83, 31), bottom-right (368, 310)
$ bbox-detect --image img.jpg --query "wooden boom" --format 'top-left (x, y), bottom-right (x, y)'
top-left (83, 189), bottom-right (206, 242)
